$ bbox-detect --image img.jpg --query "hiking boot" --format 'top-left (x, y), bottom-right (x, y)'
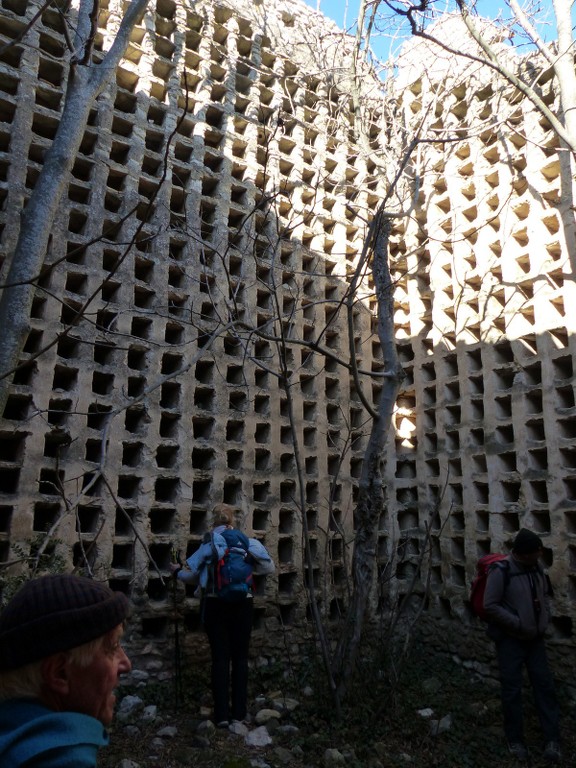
top-left (508, 743), bottom-right (529, 762)
top-left (543, 742), bottom-right (561, 763)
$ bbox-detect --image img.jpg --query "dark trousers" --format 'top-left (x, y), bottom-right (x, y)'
top-left (493, 633), bottom-right (560, 745)
top-left (202, 596), bottom-right (254, 722)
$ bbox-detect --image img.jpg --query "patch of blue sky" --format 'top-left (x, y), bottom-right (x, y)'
top-left (301, 0), bottom-right (560, 61)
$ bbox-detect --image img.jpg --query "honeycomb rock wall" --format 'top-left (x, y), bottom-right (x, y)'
top-left (387, 23), bottom-right (576, 673)
top-left (0, 0), bottom-right (385, 668)
top-left (1, 1), bottom-right (576, 679)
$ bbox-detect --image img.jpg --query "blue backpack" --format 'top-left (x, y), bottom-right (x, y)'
top-left (211, 529), bottom-right (253, 601)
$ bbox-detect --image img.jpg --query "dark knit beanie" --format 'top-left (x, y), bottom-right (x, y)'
top-left (512, 528), bottom-right (543, 555)
top-left (0, 574), bottom-right (130, 671)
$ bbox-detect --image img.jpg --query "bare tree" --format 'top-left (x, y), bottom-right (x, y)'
top-left (5, 0), bottom-right (556, 713)
top-left (370, 0), bottom-right (576, 271)
top-left (311, 0), bottom-right (576, 702)
top-left (330, 203), bottom-right (406, 699)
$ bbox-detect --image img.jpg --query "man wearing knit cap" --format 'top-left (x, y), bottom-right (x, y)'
top-left (0, 573), bottom-right (131, 767)
top-left (484, 528), bottom-right (560, 764)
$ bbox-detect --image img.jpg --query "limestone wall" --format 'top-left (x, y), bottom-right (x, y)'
top-left (388, 26), bottom-right (576, 663)
top-left (0, 0), bottom-right (575, 681)
top-left (0, 0), bottom-right (383, 659)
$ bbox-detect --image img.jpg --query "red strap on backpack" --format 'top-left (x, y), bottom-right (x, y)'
top-left (470, 554), bottom-right (509, 621)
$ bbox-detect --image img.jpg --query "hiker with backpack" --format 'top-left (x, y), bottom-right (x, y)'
top-left (171, 503), bottom-right (274, 728)
top-left (482, 528), bottom-right (560, 764)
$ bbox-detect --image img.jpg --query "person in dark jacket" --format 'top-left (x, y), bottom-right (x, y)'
top-left (484, 528), bottom-right (560, 764)
top-left (0, 573), bottom-right (131, 768)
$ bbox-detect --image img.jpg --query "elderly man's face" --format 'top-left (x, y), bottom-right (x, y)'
top-left (65, 624), bottom-right (131, 726)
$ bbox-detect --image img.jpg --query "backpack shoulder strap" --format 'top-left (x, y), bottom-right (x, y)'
top-left (487, 558), bottom-right (512, 592)
top-left (487, 558), bottom-right (510, 576)
top-left (501, 558), bottom-right (511, 588)
top-left (221, 528), bottom-right (249, 550)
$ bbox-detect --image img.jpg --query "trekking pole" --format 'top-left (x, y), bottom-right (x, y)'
top-left (170, 545), bottom-right (184, 710)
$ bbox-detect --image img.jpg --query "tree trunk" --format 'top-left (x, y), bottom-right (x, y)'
top-left (332, 214), bottom-right (404, 699)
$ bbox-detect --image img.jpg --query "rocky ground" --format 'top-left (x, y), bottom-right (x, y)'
top-left (98, 647), bottom-right (576, 768)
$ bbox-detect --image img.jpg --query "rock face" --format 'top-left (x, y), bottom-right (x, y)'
top-left (1, 0), bottom-right (576, 682)
top-left (0, 0), bottom-right (380, 660)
